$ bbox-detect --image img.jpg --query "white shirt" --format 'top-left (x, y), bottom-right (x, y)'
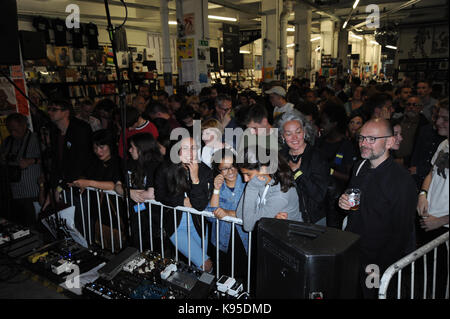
top-left (76, 115), bottom-right (102, 132)
top-left (201, 144), bottom-right (236, 168)
top-left (427, 139), bottom-right (449, 227)
top-left (273, 102), bottom-right (294, 119)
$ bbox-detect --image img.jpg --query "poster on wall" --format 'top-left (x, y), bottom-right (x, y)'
top-left (117, 52), bottom-right (129, 68)
top-left (397, 24), bottom-right (449, 60)
top-left (254, 56), bottom-right (262, 70)
top-left (181, 59), bottom-right (195, 83)
top-left (177, 38), bottom-right (195, 71)
top-left (0, 65), bottom-right (31, 143)
top-left (54, 47), bottom-right (70, 66)
top-left (70, 48), bottom-right (87, 66)
top-left (183, 13), bottom-right (195, 36)
top-left (263, 67), bottom-right (274, 80)
top-left (0, 78), bottom-right (17, 116)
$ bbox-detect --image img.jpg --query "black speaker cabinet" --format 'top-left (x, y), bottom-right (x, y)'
top-left (0, 0), bottom-right (20, 65)
top-left (256, 218), bottom-right (360, 299)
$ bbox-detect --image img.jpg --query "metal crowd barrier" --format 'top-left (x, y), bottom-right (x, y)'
top-left (62, 186), bottom-right (253, 294)
top-left (378, 232), bottom-right (449, 299)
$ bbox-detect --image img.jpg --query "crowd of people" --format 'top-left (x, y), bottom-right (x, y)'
top-left (0, 75), bottom-right (448, 298)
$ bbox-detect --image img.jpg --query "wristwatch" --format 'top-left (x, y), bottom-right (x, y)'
top-left (419, 189), bottom-right (428, 196)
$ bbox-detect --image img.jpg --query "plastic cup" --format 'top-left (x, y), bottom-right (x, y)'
top-left (345, 188), bottom-right (361, 211)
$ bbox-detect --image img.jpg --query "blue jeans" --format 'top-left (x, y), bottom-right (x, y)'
top-left (170, 212), bottom-right (209, 269)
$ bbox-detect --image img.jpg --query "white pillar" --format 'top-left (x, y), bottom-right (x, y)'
top-left (337, 28), bottom-right (349, 75)
top-left (294, 3), bottom-right (312, 79)
top-left (279, 1), bottom-right (293, 85)
top-left (160, 0), bottom-right (173, 95)
top-left (176, 0), bottom-right (210, 94)
top-left (262, 0), bottom-right (282, 83)
top-left (320, 20), bottom-right (334, 56)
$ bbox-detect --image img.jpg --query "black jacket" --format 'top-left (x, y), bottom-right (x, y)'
top-left (410, 123), bottom-right (446, 188)
top-left (346, 157), bottom-right (417, 272)
top-left (49, 117), bottom-right (94, 186)
top-left (281, 144), bottom-right (330, 224)
top-left (154, 161), bottom-right (213, 237)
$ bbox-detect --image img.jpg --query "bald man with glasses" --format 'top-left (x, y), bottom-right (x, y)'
top-left (339, 118), bottom-right (417, 299)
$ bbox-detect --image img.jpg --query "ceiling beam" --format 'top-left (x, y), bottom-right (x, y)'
top-left (208, 0), bottom-right (264, 16)
top-left (334, 4), bottom-right (448, 19)
top-left (319, 0), bottom-right (421, 10)
top-left (295, 0), bottom-right (342, 22)
top-left (349, 0), bottom-right (423, 30)
top-left (75, 0), bottom-right (176, 12)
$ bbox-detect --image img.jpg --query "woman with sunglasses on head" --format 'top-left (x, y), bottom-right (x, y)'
top-left (206, 148), bottom-right (248, 278)
top-left (154, 136), bottom-right (214, 272)
top-left (276, 110), bottom-right (330, 226)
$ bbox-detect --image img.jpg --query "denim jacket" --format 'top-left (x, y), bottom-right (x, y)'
top-left (206, 174), bottom-right (248, 253)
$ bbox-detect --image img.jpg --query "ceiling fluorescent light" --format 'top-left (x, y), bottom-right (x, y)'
top-left (353, 0), bottom-right (360, 9)
top-left (386, 45), bottom-right (397, 50)
top-left (208, 15), bottom-right (237, 22)
top-left (342, 21), bottom-right (348, 29)
top-left (168, 21), bottom-right (177, 25)
top-left (310, 36), bottom-right (321, 42)
top-left (315, 47), bottom-right (321, 52)
top-left (239, 50), bottom-right (251, 54)
top-left (350, 33), bottom-right (363, 40)
top-left (286, 43), bottom-right (295, 48)
top-left (370, 40), bottom-right (379, 45)
top-left (287, 27), bottom-right (295, 32)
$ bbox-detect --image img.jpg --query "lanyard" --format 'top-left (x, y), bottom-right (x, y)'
top-left (258, 184), bottom-right (270, 206)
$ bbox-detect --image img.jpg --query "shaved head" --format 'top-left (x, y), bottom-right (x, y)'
top-left (359, 118), bottom-right (395, 168)
top-left (364, 118), bottom-right (393, 136)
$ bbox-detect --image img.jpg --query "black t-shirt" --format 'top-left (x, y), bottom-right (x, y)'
top-left (85, 23), bottom-right (99, 50)
top-left (52, 18), bottom-right (68, 46)
top-left (33, 16), bottom-right (51, 43)
top-left (87, 155), bottom-right (122, 183)
top-left (70, 23), bottom-right (84, 48)
top-left (126, 160), bottom-right (161, 190)
top-left (317, 137), bottom-right (358, 174)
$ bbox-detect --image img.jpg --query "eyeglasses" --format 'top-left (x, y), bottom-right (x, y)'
top-left (180, 145), bottom-right (198, 151)
top-left (406, 102), bottom-right (422, 107)
top-left (48, 107), bottom-right (65, 112)
top-left (357, 135), bottom-right (392, 144)
top-left (219, 166), bottom-right (236, 173)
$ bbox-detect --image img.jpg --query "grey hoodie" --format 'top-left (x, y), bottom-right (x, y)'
top-left (236, 176), bottom-right (302, 232)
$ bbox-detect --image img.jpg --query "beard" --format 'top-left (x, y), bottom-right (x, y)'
top-left (360, 141), bottom-right (387, 161)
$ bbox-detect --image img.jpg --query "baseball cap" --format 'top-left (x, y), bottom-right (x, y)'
top-left (265, 86), bottom-right (286, 97)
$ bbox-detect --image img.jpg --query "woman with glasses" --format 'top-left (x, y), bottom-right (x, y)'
top-left (206, 148), bottom-right (248, 278)
top-left (155, 136), bottom-right (214, 272)
top-left (277, 110), bottom-right (330, 225)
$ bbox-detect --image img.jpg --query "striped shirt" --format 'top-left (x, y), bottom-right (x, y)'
top-left (1, 130), bottom-right (41, 199)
